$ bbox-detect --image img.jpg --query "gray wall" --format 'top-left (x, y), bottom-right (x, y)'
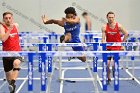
top-left (0, 0), bottom-right (140, 33)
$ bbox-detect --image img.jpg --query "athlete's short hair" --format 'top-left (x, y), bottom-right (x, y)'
top-left (82, 12), bottom-right (88, 16)
top-left (3, 12), bottom-right (13, 18)
top-left (64, 7), bottom-right (77, 16)
top-left (107, 11), bottom-right (115, 17)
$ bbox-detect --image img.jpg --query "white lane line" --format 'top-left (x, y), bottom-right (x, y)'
top-left (97, 74), bottom-right (103, 89)
top-left (125, 69), bottom-right (140, 85)
top-left (15, 75), bottom-right (28, 93)
top-left (15, 68), bottom-right (37, 93)
top-left (0, 81), bottom-right (7, 90)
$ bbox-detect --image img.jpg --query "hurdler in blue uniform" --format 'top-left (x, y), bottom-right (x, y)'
top-left (63, 22), bottom-right (84, 51)
top-left (42, 7), bottom-right (86, 62)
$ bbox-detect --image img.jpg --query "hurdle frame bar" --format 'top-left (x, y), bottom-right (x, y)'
top-left (0, 42), bottom-right (140, 92)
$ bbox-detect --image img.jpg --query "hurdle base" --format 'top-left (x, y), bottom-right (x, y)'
top-left (59, 78), bottom-right (95, 81)
top-left (132, 78), bottom-right (135, 80)
top-left (65, 80), bottom-right (76, 83)
top-left (126, 67), bottom-right (128, 69)
top-left (85, 67), bottom-right (92, 70)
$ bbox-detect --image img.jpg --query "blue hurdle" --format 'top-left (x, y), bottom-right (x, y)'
top-left (0, 50), bottom-right (140, 92)
top-left (100, 42), bottom-right (140, 91)
top-left (28, 52), bottom-right (48, 91)
top-left (0, 42), bottom-right (140, 92)
top-left (101, 43), bottom-right (119, 91)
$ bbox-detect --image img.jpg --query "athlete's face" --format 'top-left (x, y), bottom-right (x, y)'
top-left (107, 14), bottom-right (115, 23)
top-left (3, 14), bottom-right (13, 26)
top-left (66, 14), bottom-right (75, 19)
top-left (83, 15), bottom-right (88, 19)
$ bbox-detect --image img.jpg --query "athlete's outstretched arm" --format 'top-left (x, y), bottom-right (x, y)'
top-left (101, 25), bottom-right (106, 43)
top-left (118, 24), bottom-right (128, 42)
top-left (42, 15), bottom-right (64, 27)
top-left (64, 17), bottom-right (80, 24)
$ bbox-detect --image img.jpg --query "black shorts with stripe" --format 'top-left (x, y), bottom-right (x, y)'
top-left (2, 57), bottom-right (22, 72)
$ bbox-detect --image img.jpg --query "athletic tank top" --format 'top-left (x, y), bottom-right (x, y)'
top-left (2, 24), bottom-right (21, 51)
top-left (105, 23), bottom-right (122, 50)
top-left (64, 22), bottom-right (80, 39)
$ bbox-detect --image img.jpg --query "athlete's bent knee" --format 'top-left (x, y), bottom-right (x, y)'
top-left (13, 59), bottom-right (21, 67)
top-left (82, 57), bottom-right (86, 62)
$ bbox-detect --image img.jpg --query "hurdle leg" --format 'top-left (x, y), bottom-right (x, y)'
top-left (59, 70), bottom-right (65, 93)
top-left (38, 55), bottom-right (42, 72)
top-left (45, 44), bottom-right (53, 93)
top-left (38, 44), bottom-right (48, 72)
top-left (58, 46), bottom-right (63, 80)
top-left (126, 46), bottom-right (129, 69)
top-left (131, 47), bottom-right (135, 80)
top-left (40, 53), bottom-right (47, 91)
top-left (58, 54), bottom-right (62, 80)
top-left (92, 56), bottom-right (99, 93)
top-left (131, 56), bottom-right (135, 80)
top-left (85, 44), bottom-right (98, 93)
top-left (113, 53), bottom-right (119, 91)
top-left (59, 54), bottom-right (65, 93)
top-left (138, 38), bottom-right (140, 51)
top-left (58, 49), bottom-right (65, 93)
top-left (119, 57), bottom-right (124, 69)
top-left (102, 53), bottom-right (108, 91)
top-left (46, 54), bottom-right (53, 93)
top-left (28, 53), bottom-right (34, 91)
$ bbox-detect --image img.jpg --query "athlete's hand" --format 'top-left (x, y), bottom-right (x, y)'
top-left (121, 46), bottom-right (125, 51)
top-left (42, 15), bottom-right (48, 24)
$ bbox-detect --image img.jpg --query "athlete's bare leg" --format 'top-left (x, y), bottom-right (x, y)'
top-left (6, 59), bottom-right (21, 93)
top-left (77, 56), bottom-right (86, 62)
top-left (63, 33), bottom-right (71, 43)
top-left (6, 59), bottom-right (21, 81)
top-left (107, 60), bottom-right (111, 84)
